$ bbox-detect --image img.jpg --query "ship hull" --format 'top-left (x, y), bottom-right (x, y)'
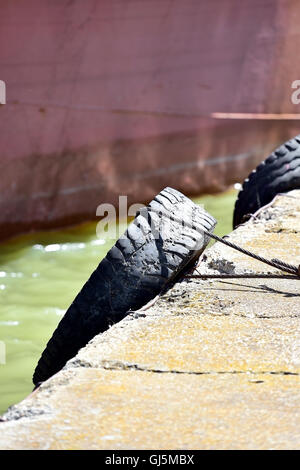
top-left (1, 0), bottom-right (300, 238)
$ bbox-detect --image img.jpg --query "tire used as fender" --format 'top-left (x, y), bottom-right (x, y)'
top-left (233, 135), bottom-right (300, 228)
top-left (33, 187), bottom-right (216, 386)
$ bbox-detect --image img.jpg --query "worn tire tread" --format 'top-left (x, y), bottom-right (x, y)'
top-left (33, 187), bottom-right (216, 385)
top-left (233, 135), bottom-right (300, 227)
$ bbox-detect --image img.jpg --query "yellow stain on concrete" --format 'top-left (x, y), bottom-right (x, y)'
top-left (0, 369), bottom-right (299, 450)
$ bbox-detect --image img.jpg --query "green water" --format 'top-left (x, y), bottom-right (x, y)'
top-left (0, 189), bottom-right (236, 415)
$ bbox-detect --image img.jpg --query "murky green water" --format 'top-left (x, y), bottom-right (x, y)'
top-left (0, 189), bottom-right (236, 415)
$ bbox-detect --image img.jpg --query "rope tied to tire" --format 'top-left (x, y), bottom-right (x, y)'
top-left (33, 187), bottom-right (298, 387)
top-left (185, 229), bottom-right (300, 281)
top-left (147, 205), bottom-right (300, 281)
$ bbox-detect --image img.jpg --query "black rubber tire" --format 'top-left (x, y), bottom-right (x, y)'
top-left (33, 187), bottom-right (216, 386)
top-left (233, 135), bottom-right (300, 228)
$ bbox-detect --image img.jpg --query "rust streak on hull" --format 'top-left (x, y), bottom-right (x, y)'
top-left (1, 0), bottom-right (300, 239)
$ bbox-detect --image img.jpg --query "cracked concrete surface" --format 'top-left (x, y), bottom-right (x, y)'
top-left (0, 191), bottom-right (300, 449)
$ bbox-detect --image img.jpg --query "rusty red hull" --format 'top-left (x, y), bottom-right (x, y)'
top-left (1, 0), bottom-right (300, 238)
